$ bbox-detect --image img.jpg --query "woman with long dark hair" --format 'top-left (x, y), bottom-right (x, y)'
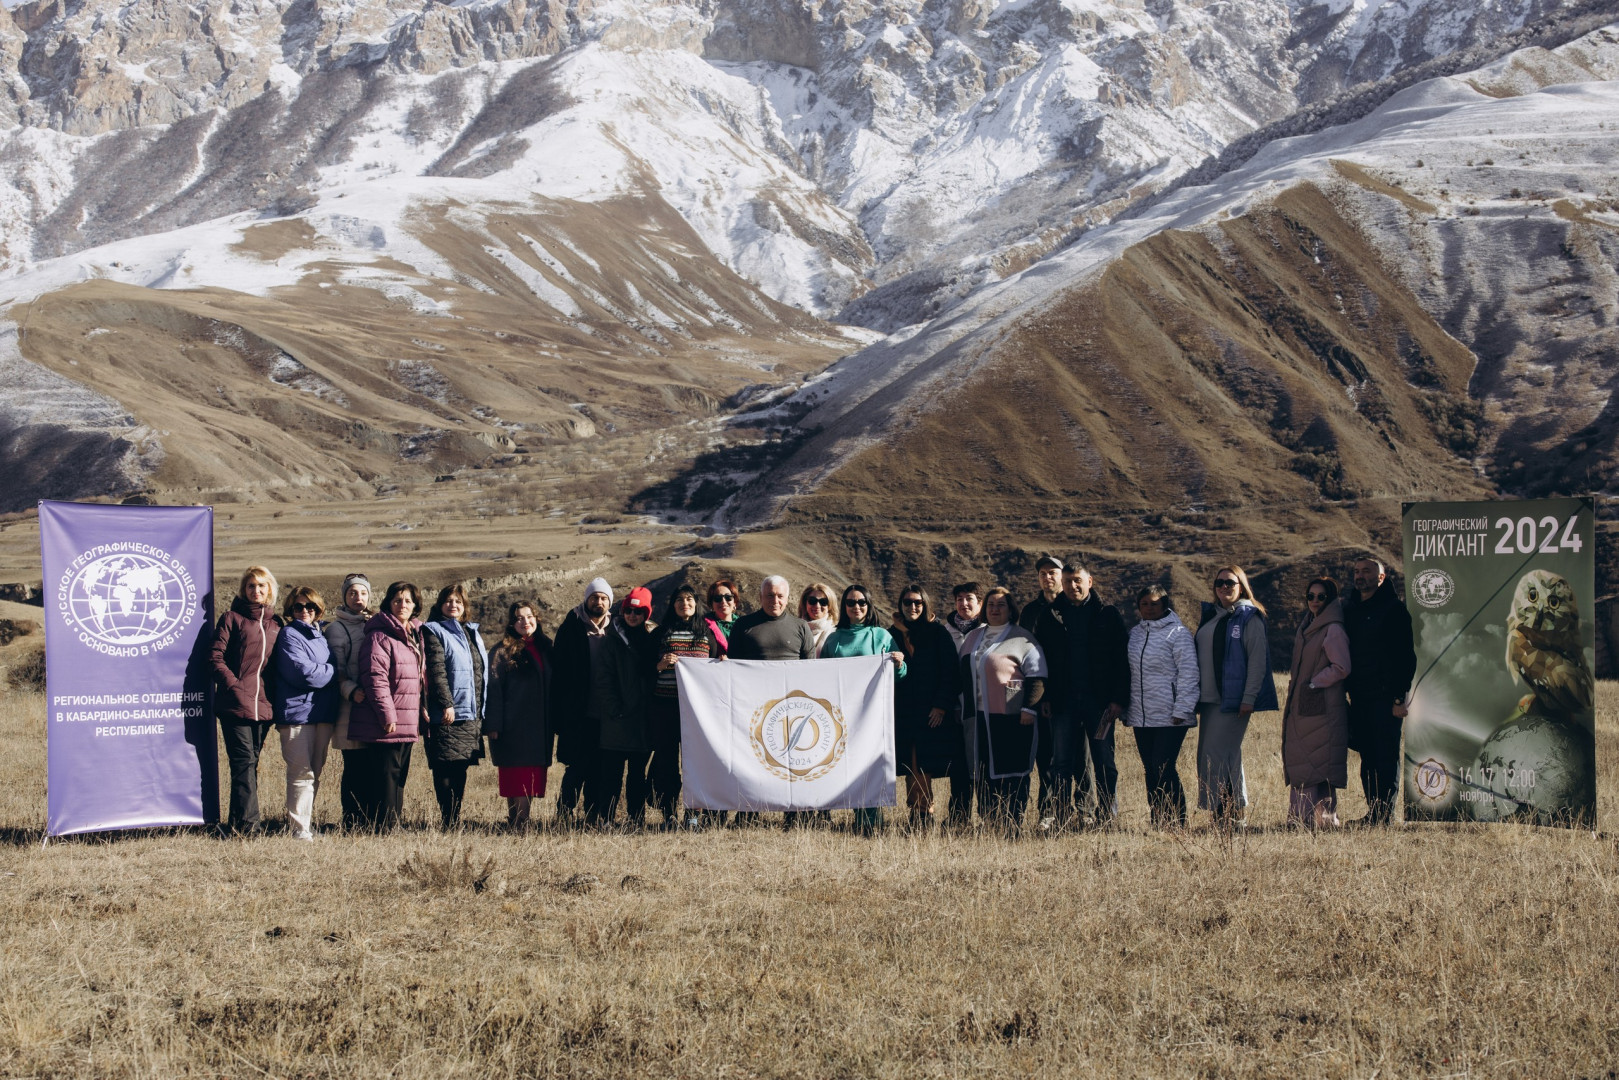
top-left (1195, 565), bottom-right (1278, 829)
top-left (485, 601), bottom-right (553, 830)
top-left (650, 585), bottom-right (723, 829)
top-left (889, 585), bottom-right (959, 829)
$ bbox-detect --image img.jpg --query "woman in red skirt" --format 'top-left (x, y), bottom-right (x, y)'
top-left (484, 601), bottom-right (553, 829)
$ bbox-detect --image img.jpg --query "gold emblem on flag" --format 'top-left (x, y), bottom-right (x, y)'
top-left (749, 690), bottom-right (847, 781)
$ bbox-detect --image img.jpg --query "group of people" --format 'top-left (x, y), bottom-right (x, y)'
top-left (208, 554), bottom-right (1416, 837)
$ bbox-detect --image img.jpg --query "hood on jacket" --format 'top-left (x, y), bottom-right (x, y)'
top-left (284, 618), bottom-right (325, 640)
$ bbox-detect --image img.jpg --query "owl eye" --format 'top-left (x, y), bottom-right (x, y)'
top-left (1527, 588), bottom-right (1537, 602)
top-left (1548, 595), bottom-right (1559, 607)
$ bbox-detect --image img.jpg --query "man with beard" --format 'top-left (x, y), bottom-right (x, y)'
top-left (551, 577), bottom-right (613, 825)
top-left (1342, 558), bottom-right (1416, 826)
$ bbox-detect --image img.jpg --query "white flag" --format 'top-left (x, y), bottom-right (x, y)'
top-left (677, 655), bottom-right (897, 812)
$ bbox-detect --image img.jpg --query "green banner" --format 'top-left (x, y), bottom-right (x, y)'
top-left (1401, 498), bottom-right (1596, 827)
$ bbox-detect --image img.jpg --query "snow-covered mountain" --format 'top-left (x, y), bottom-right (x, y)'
top-left (0, 0), bottom-right (1613, 512)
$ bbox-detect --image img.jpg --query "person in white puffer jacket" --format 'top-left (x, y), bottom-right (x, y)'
top-left (1125, 585), bottom-right (1200, 828)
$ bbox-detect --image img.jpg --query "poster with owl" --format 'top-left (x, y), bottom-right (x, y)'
top-left (1402, 498), bottom-right (1596, 828)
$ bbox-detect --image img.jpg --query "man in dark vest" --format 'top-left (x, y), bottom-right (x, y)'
top-left (1342, 557), bottom-right (1416, 826)
top-left (1058, 561), bottom-right (1130, 826)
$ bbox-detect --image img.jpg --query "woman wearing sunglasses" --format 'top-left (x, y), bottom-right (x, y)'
top-left (705, 579), bottom-right (742, 654)
top-left (271, 586), bottom-right (340, 840)
top-left (798, 583), bottom-right (837, 656)
top-left (1194, 565), bottom-right (1278, 829)
top-left (1281, 578), bottom-right (1351, 828)
top-left (819, 584), bottom-right (907, 834)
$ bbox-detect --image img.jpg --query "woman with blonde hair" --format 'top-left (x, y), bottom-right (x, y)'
top-left (210, 566), bottom-right (281, 836)
top-left (1194, 565), bottom-right (1278, 828)
top-left (271, 586), bottom-right (338, 839)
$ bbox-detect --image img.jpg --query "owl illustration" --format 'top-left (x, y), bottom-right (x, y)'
top-left (1504, 569), bottom-right (1594, 718)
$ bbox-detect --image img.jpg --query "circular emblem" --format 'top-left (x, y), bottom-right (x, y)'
top-left (1413, 757), bottom-right (1450, 801)
top-left (750, 691), bottom-right (846, 781)
top-left (58, 546), bottom-right (197, 650)
top-left (1412, 568), bottom-right (1455, 609)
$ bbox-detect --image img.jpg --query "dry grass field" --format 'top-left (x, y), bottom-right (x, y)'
top-left (1, 681), bottom-right (1616, 1078)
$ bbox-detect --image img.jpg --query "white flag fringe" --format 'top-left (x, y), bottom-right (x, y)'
top-left (678, 655), bottom-right (897, 812)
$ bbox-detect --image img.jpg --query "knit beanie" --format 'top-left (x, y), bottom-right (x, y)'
top-left (341, 573), bottom-right (371, 596)
top-left (584, 577), bottom-right (614, 605)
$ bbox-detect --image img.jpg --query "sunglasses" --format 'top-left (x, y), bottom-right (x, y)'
top-left (805, 596), bottom-right (830, 608)
top-left (1214, 579), bottom-right (1240, 589)
top-left (1306, 592), bottom-right (1328, 602)
top-left (290, 603), bottom-right (319, 613)
top-left (901, 598), bottom-right (924, 607)
top-left (709, 593), bottom-right (735, 603)
top-left (845, 598), bottom-right (869, 607)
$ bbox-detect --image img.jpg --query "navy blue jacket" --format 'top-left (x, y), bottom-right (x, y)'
top-left (271, 620), bottom-right (339, 725)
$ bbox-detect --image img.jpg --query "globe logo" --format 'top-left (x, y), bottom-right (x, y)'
top-left (1413, 568), bottom-right (1455, 609)
top-left (62, 550), bottom-right (194, 648)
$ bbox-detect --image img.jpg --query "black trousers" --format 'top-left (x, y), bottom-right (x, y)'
top-left (946, 712), bottom-right (988, 825)
top-left (220, 719), bottom-right (272, 831)
top-left (339, 747), bottom-right (374, 829)
top-left (1133, 725), bottom-right (1189, 827)
top-left (557, 747), bottom-right (596, 821)
top-left (1078, 722), bottom-right (1118, 821)
top-left (594, 751), bottom-right (652, 824)
top-left (430, 761), bottom-right (472, 829)
top-left (351, 743), bottom-right (412, 830)
top-left (647, 748), bottom-right (681, 819)
top-left (1351, 700), bottom-right (1402, 824)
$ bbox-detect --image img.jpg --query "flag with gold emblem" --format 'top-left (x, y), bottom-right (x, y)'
top-left (677, 655), bottom-right (896, 812)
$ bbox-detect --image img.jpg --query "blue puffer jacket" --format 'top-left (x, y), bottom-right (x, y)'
top-left (271, 620), bottom-right (339, 725)
top-left (421, 617), bottom-right (489, 723)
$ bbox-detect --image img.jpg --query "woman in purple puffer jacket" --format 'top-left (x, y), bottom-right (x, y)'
top-left (347, 581), bottom-right (426, 830)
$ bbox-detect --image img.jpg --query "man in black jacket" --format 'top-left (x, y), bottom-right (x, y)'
top-left (551, 578), bottom-right (614, 825)
top-left (1058, 562), bottom-right (1130, 826)
top-left (1019, 556), bottom-right (1072, 827)
top-left (1342, 558), bottom-right (1417, 826)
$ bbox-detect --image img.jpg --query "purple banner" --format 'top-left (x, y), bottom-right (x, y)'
top-left (41, 502), bottom-right (217, 836)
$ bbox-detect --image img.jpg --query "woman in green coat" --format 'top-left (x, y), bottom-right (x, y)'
top-left (819, 583), bottom-right (906, 834)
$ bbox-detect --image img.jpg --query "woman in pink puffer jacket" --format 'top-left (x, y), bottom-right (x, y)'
top-left (347, 581), bottom-right (426, 830)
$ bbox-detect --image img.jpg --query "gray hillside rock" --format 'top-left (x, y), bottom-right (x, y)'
top-left (0, 324), bottom-right (159, 513)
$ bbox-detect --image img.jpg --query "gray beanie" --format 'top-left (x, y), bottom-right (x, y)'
top-left (341, 573), bottom-right (371, 595)
top-left (584, 577), bottom-right (614, 604)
